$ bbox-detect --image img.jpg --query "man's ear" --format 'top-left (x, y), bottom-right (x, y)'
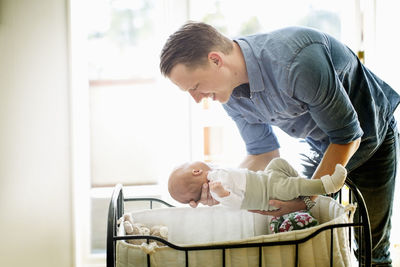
top-left (192, 169), bottom-right (203, 176)
top-left (208, 52), bottom-right (223, 67)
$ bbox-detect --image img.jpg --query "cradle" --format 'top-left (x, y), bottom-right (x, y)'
top-left (107, 180), bottom-right (371, 266)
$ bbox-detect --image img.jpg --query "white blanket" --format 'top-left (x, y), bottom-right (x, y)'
top-left (116, 196), bottom-right (355, 267)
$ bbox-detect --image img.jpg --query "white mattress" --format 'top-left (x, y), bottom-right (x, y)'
top-left (116, 195), bottom-right (355, 267)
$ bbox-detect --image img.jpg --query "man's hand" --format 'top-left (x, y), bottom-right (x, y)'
top-left (189, 183), bottom-right (219, 208)
top-left (248, 198), bottom-right (307, 217)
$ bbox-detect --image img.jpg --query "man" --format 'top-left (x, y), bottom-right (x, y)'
top-left (160, 21), bottom-right (399, 266)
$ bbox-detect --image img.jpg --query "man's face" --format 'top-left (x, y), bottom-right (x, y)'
top-left (169, 61), bottom-right (233, 104)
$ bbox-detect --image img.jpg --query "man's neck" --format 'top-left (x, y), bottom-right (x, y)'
top-left (230, 41), bottom-right (249, 87)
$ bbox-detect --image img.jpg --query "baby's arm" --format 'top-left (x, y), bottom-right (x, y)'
top-left (209, 181), bottom-right (230, 197)
top-left (209, 181), bottom-right (243, 209)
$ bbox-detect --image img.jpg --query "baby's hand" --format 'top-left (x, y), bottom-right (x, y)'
top-left (209, 181), bottom-right (230, 198)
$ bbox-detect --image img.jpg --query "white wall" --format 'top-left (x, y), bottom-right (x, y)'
top-left (0, 1), bottom-right (72, 267)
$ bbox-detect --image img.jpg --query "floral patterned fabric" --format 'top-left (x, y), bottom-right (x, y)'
top-left (270, 211), bottom-right (318, 233)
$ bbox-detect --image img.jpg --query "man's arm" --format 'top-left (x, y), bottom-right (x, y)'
top-left (308, 138), bottom-right (360, 200)
top-left (239, 149), bottom-right (280, 171)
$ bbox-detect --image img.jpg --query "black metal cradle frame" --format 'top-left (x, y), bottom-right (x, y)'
top-left (107, 180), bottom-right (372, 267)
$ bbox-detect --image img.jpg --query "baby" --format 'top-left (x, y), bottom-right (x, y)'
top-left (168, 157), bottom-right (347, 210)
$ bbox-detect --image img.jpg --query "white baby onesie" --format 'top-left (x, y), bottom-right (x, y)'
top-left (207, 168), bottom-right (248, 209)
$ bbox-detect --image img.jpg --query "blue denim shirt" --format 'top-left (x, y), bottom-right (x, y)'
top-left (224, 26), bottom-right (400, 171)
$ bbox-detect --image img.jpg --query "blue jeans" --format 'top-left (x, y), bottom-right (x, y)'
top-left (302, 118), bottom-right (398, 266)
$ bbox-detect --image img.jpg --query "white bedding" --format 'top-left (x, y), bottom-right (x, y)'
top-left (116, 195), bottom-right (355, 267)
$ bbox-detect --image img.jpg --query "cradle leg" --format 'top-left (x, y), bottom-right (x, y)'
top-left (222, 248), bottom-right (226, 267)
top-left (330, 228), bottom-right (333, 267)
top-left (146, 239), bottom-right (151, 267)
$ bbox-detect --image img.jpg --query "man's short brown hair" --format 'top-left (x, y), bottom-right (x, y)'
top-left (159, 21), bottom-right (233, 76)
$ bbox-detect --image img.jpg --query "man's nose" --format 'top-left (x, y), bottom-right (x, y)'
top-left (189, 90), bottom-right (203, 103)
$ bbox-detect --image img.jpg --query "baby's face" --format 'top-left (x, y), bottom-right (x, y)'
top-left (169, 161), bottom-right (211, 203)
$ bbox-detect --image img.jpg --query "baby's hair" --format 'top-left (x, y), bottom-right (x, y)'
top-left (168, 164), bottom-right (202, 204)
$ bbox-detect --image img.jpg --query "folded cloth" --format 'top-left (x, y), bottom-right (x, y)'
top-left (270, 211), bottom-right (318, 233)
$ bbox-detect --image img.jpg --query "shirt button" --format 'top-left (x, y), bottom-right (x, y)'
top-left (293, 113), bottom-right (298, 116)
top-left (258, 119), bottom-right (262, 122)
top-left (271, 119), bottom-right (275, 122)
top-left (291, 129), bottom-right (296, 133)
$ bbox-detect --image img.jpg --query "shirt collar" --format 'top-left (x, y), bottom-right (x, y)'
top-left (233, 39), bottom-right (265, 96)
top-left (231, 83), bottom-right (251, 98)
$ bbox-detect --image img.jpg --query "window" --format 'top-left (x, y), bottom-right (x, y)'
top-left (87, 0), bottom-right (190, 188)
top-left (85, 0), bottom-right (191, 256)
top-left (71, 0), bottom-right (369, 265)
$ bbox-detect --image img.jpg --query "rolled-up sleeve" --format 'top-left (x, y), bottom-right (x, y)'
top-left (223, 103), bottom-right (280, 154)
top-left (287, 43), bottom-right (363, 144)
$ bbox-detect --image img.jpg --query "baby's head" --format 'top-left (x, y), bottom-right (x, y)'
top-left (168, 161), bottom-right (211, 204)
